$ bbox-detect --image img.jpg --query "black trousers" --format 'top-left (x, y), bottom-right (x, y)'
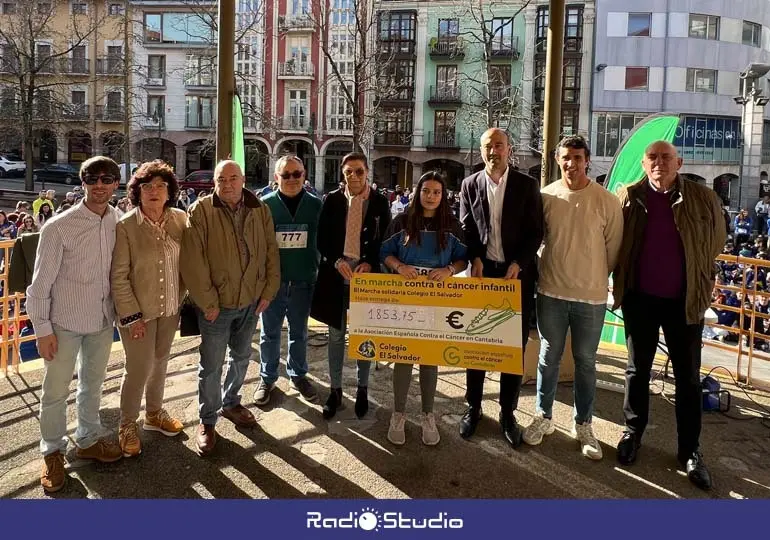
top-left (622, 292), bottom-right (703, 456)
top-left (465, 259), bottom-right (533, 415)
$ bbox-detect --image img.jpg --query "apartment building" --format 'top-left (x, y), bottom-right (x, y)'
top-left (591, 0), bottom-right (770, 209)
top-left (0, 0), bottom-right (128, 165)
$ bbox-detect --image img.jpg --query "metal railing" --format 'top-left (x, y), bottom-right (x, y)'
top-left (96, 56), bottom-right (124, 75)
top-left (429, 38), bottom-right (465, 58)
top-left (426, 131), bottom-right (460, 149)
top-left (429, 85), bottom-right (462, 103)
top-left (58, 57), bottom-right (90, 74)
top-left (278, 14), bottom-right (313, 31)
top-left (277, 115), bottom-right (309, 130)
top-left (62, 104), bottom-right (90, 120)
top-left (277, 62), bottom-right (314, 77)
top-left (95, 105), bottom-right (124, 122)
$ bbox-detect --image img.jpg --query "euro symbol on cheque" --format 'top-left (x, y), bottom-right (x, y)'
top-left (446, 310), bottom-right (464, 330)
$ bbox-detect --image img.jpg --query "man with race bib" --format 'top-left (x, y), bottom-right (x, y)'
top-left (254, 155), bottom-right (323, 406)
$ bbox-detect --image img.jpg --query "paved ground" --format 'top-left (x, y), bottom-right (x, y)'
top-left (1, 328), bottom-right (770, 500)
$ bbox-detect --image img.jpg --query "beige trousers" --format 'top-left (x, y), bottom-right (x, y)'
top-left (118, 315), bottom-right (180, 424)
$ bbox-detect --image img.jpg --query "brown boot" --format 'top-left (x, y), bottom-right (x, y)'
top-left (75, 438), bottom-right (122, 463)
top-left (221, 404), bottom-right (258, 428)
top-left (196, 424), bottom-right (217, 456)
top-left (41, 451), bottom-right (66, 493)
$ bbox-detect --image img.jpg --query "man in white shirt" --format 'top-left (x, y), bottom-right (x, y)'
top-left (755, 196), bottom-right (770, 235)
top-left (522, 135), bottom-right (623, 460)
top-left (27, 156), bottom-right (123, 493)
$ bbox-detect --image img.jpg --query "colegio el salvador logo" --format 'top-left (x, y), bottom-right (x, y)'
top-left (307, 507), bottom-right (464, 531)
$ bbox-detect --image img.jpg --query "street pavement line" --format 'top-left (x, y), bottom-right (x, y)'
top-left (612, 466), bottom-right (682, 499)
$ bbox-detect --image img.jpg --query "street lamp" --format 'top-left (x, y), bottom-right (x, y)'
top-left (734, 63), bottom-right (770, 210)
top-left (152, 105), bottom-right (164, 160)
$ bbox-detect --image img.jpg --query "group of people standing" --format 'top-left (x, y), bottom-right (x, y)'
top-left (28, 127), bottom-right (724, 496)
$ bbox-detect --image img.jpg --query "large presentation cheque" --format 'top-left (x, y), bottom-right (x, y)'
top-left (347, 275), bottom-right (523, 374)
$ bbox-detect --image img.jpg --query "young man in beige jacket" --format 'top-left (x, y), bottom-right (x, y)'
top-left (523, 135), bottom-right (623, 460)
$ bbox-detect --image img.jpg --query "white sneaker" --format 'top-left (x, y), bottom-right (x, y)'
top-left (421, 413), bottom-right (440, 446)
top-left (522, 412), bottom-right (554, 446)
top-left (572, 422), bottom-right (603, 460)
top-left (387, 412), bottom-right (406, 446)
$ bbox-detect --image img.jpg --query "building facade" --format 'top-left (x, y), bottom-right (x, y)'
top-left (0, 0), bottom-right (129, 166)
top-left (591, 0), bottom-right (770, 209)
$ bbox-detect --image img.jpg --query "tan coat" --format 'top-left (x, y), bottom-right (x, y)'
top-left (180, 189), bottom-right (280, 311)
top-left (612, 175), bottom-right (727, 324)
top-left (111, 207), bottom-right (188, 324)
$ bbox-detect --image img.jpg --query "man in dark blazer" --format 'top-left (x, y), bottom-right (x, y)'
top-left (310, 152), bottom-right (391, 420)
top-left (459, 127), bottom-right (544, 448)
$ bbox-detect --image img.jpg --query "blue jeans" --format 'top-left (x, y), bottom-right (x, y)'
top-left (259, 281), bottom-right (314, 384)
top-left (535, 294), bottom-right (606, 424)
top-left (328, 286), bottom-right (371, 389)
top-left (39, 324), bottom-right (114, 455)
top-left (197, 303), bottom-right (259, 425)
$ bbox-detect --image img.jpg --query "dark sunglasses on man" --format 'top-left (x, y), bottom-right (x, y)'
top-left (280, 170), bottom-right (304, 180)
top-left (82, 174), bottom-right (117, 185)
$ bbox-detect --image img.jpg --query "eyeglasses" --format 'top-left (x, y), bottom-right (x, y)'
top-left (140, 182), bottom-right (169, 192)
top-left (83, 174), bottom-right (117, 185)
top-left (343, 168), bottom-right (366, 178)
top-left (279, 170), bottom-right (304, 180)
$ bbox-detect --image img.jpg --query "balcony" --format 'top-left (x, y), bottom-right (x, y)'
top-left (277, 115), bottom-right (310, 132)
top-left (185, 118), bottom-right (214, 130)
top-left (185, 75), bottom-right (216, 88)
top-left (489, 86), bottom-right (513, 104)
top-left (62, 104), bottom-right (90, 121)
top-left (95, 105), bottom-right (124, 122)
top-left (278, 14), bottom-right (314, 32)
top-left (96, 56), bottom-right (124, 75)
top-left (374, 131), bottom-right (412, 147)
top-left (377, 40), bottom-right (416, 58)
top-left (145, 75), bottom-right (166, 87)
top-left (429, 38), bottom-right (465, 59)
top-left (277, 61), bottom-right (314, 78)
top-left (426, 131), bottom-right (460, 150)
top-left (376, 87), bottom-right (414, 106)
top-left (142, 115), bottom-right (165, 130)
top-left (58, 57), bottom-right (90, 75)
top-left (327, 115), bottom-right (353, 132)
top-left (490, 37), bottom-right (520, 60)
top-left (428, 85), bottom-right (462, 106)
top-left (35, 57), bottom-right (56, 74)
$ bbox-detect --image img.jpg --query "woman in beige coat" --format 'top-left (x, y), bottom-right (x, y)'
top-left (111, 160), bottom-right (188, 457)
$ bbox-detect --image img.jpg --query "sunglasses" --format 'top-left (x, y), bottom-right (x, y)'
top-left (83, 174), bottom-right (117, 185)
top-left (279, 170), bottom-right (304, 180)
top-left (343, 168), bottom-right (366, 178)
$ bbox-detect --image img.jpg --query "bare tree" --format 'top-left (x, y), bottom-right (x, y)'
top-left (0, 1), bottom-right (111, 189)
top-left (437, 0), bottom-right (530, 149)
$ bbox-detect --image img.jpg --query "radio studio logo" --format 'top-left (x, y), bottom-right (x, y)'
top-left (306, 507), bottom-right (464, 531)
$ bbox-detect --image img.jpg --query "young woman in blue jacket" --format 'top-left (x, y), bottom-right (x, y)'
top-left (380, 171), bottom-right (468, 446)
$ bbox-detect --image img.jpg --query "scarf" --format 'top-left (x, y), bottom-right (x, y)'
top-left (343, 183), bottom-right (371, 260)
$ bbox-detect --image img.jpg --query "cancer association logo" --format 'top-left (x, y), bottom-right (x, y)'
top-left (307, 507), bottom-right (463, 531)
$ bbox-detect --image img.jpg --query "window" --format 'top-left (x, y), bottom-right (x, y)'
top-left (377, 107), bottom-right (413, 142)
top-left (0, 87), bottom-right (16, 111)
top-left (185, 55), bottom-right (215, 86)
top-left (288, 89), bottom-right (308, 128)
top-left (438, 19), bottom-right (459, 38)
top-left (36, 2), bottom-right (50, 12)
top-left (689, 14), bottom-right (719, 40)
top-left (563, 58), bottom-right (581, 103)
top-left (436, 65), bottom-right (458, 88)
top-left (0, 44), bottom-right (16, 72)
top-left (291, 0), bottom-right (309, 16)
top-left (148, 55), bottom-right (165, 84)
top-left (381, 60), bottom-right (415, 100)
top-left (534, 58), bottom-right (545, 102)
top-left (106, 91), bottom-right (122, 111)
top-left (35, 89), bottom-right (52, 117)
top-left (1, 2), bottom-right (16, 14)
top-left (71, 1), bottom-right (87, 15)
top-left (144, 14), bottom-right (161, 42)
top-left (186, 96), bottom-right (214, 128)
top-left (328, 83), bottom-right (353, 131)
top-left (743, 21), bottom-right (761, 47)
top-left (434, 111), bottom-right (456, 145)
top-left (627, 13), bottom-right (651, 37)
top-left (686, 68), bottom-right (717, 93)
top-left (535, 6), bottom-right (548, 52)
top-left (36, 43), bottom-right (52, 72)
top-left (489, 17), bottom-right (514, 53)
top-left (107, 46), bottom-right (122, 73)
top-left (565, 7), bottom-right (583, 51)
top-left (71, 90), bottom-right (85, 105)
top-left (625, 67), bottom-right (649, 90)
top-left (561, 108), bottom-right (579, 136)
top-left (594, 113), bottom-right (648, 157)
top-left (378, 11), bottom-right (416, 54)
top-left (144, 13), bottom-right (214, 44)
top-left (71, 45), bottom-right (87, 73)
top-left (331, 0), bottom-right (354, 26)
top-left (108, 3), bottom-right (124, 16)
top-left (147, 95), bottom-right (165, 125)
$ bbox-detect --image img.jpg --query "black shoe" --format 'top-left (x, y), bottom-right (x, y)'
top-left (291, 376), bottom-right (318, 403)
top-left (322, 388), bottom-right (343, 420)
top-left (499, 412), bottom-right (523, 448)
top-left (459, 407), bottom-right (482, 439)
top-left (616, 432), bottom-right (641, 465)
top-left (681, 451), bottom-right (712, 491)
top-left (355, 386), bottom-right (369, 419)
